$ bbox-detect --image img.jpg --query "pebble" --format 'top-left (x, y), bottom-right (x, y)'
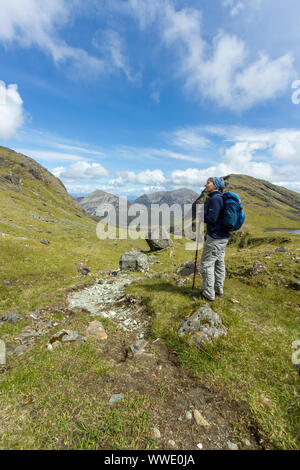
top-left (168, 440), bottom-right (176, 448)
top-left (152, 427), bottom-right (161, 439)
top-left (196, 443), bottom-right (203, 450)
top-left (227, 441), bottom-right (239, 450)
top-left (109, 393), bottom-right (125, 404)
top-left (243, 439), bottom-right (251, 447)
top-left (185, 411), bottom-right (193, 420)
top-left (193, 409), bottom-right (210, 427)
top-left (86, 320), bottom-right (107, 340)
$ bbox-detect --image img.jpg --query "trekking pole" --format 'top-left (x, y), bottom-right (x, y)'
top-left (192, 213), bottom-right (201, 289)
top-left (192, 190), bottom-right (205, 290)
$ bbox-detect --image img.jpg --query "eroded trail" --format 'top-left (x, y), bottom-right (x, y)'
top-left (67, 274), bottom-right (262, 451)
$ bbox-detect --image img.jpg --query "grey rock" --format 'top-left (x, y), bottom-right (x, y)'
top-left (40, 239), bottom-right (50, 245)
top-left (290, 281), bottom-right (300, 291)
top-left (129, 339), bottom-right (148, 356)
top-left (76, 263), bottom-right (90, 276)
top-left (14, 344), bottom-right (28, 356)
top-left (119, 251), bottom-right (149, 272)
top-left (178, 260), bottom-right (201, 276)
top-left (250, 261), bottom-right (266, 276)
top-left (0, 312), bottom-right (21, 324)
top-left (275, 247), bottom-right (288, 253)
top-left (145, 226), bottom-right (173, 252)
top-left (109, 393), bottom-right (125, 404)
top-left (178, 304), bottom-right (227, 346)
top-left (3, 280), bottom-right (10, 285)
top-left (48, 329), bottom-right (86, 348)
top-left (227, 441), bottom-right (239, 450)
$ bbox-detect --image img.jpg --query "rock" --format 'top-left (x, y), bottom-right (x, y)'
top-left (178, 304), bottom-right (227, 346)
top-left (109, 393), bottom-right (124, 404)
top-left (243, 439), bottom-right (251, 447)
top-left (47, 329), bottom-right (86, 349)
top-left (167, 440), bottom-right (176, 448)
top-left (86, 321), bottom-right (107, 340)
top-left (227, 441), bottom-right (239, 450)
top-left (196, 443), bottom-right (203, 450)
top-left (0, 312), bottom-right (21, 324)
top-left (119, 251), bottom-right (149, 272)
top-left (0, 340), bottom-right (6, 365)
top-left (145, 226), bottom-right (173, 252)
top-left (230, 298), bottom-right (240, 304)
top-left (40, 239), bottom-right (50, 245)
top-left (277, 263), bottom-right (283, 267)
top-left (275, 247), bottom-right (288, 253)
top-left (3, 280), bottom-right (10, 285)
top-left (193, 409), bottom-right (210, 427)
top-left (290, 281), bottom-right (300, 291)
top-left (185, 411), bottom-right (193, 420)
top-left (177, 261), bottom-right (201, 276)
top-left (14, 344), bottom-right (27, 356)
top-left (250, 261), bottom-right (266, 276)
top-left (129, 339), bottom-right (148, 356)
top-left (76, 263), bottom-right (90, 276)
top-left (152, 427), bottom-right (161, 439)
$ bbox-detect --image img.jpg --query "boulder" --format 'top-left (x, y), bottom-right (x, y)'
top-left (145, 226), bottom-right (173, 252)
top-left (177, 261), bottom-right (201, 276)
top-left (0, 312), bottom-right (21, 324)
top-left (119, 251), bottom-right (149, 272)
top-left (86, 321), bottom-right (107, 340)
top-left (250, 261), bottom-right (266, 276)
top-left (178, 304), bottom-right (227, 347)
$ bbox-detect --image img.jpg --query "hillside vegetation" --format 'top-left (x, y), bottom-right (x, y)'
top-left (0, 147), bottom-right (299, 450)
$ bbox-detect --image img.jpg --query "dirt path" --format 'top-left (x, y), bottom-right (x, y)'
top-left (67, 273), bottom-right (264, 451)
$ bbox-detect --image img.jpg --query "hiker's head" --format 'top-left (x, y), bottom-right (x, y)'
top-left (205, 177), bottom-right (225, 193)
top-left (205, 177), bottom-right (225, 194)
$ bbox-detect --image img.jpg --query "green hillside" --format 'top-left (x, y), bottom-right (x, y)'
top-left (0, 148), bottom-right (299, 451)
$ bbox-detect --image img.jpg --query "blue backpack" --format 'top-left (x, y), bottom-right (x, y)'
top-left (222, 192), bottom-right (245, 231)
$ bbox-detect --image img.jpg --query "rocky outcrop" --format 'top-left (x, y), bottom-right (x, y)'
top-left (119, 251), bottom-right (149, 272)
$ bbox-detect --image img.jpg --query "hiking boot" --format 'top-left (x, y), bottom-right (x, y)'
top-left (197, 290), bottom-right (214, 302)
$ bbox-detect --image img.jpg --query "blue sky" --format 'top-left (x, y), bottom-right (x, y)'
top-left (1, 0), bottom-right (300, 197)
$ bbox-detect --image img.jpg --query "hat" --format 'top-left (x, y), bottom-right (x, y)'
top-left (212, 177), bottom-right (225, 190)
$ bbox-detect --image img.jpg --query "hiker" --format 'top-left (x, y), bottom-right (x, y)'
top-left (198, 177), bottom-right (230, 301)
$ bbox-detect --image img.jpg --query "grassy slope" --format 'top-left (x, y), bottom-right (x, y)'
top-left (0, 149), bottom-right (299, 449)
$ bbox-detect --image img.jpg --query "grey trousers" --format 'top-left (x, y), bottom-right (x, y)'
top-left (200, 235), bottom-right (229, 300)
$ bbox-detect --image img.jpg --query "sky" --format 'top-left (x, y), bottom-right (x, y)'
top-left (0, 0), bottom-right (300, 198)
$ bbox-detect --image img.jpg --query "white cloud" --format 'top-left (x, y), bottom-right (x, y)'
top-left (0, 81), bottom-right (24, 139)
top-left (126, 0), bottom-right (295, 110)
top-left (109, 169), bottom-right (166, 187)
top-left (17, 149), bottom-right (88, 162)
top-left (223, 0), bottom-right (245, 16)
top-left (52, 161), bottom-right (109, 180)
top-left (0, 0), bottom-right (134, 78)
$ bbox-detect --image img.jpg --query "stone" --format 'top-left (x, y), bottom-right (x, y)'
top-left (196, 443), bottom-right (203, 450)
top-left (0, 340), bottom-right (6, 365)
top-left (178, 304), bottom-right (227, 346)
top-left (129, 339), bottom-right (148, 356)
top-left (177, 261), bottom-right (201, 277)
top-left (275, 247), bottom-right (288, 253)
top-left (119, 251), bottom-right (149, 272)
top-left (145, 226), bottom-right (173, 252)
top-left (86, 321), bottom-right (107, 340)
top-left (48, 329), bottom-right (86, 349)
top-left (250, 261), bottom-right (266, 276)
top-left (290, 281), bottom-right (300, 291)
top-left (14, 344), bottom-right (27, 356)
top-left (185, 411), bottom-right (193, 420)
top-left (193, 409), bottom-right (210, 427)
top-left (243, 439), bottom-right (251, 447)
top-left (40, 239), bottom-right (50, 245)
top-left (167, 440), bottom-right (176, 448)
top-left (227, 441), bottom-right (239, 450)
top-left (0, 312), bottom-right (21, 324)
top-left (3, 280), bottom-right (10, 285)
top-left (109, 393), bottom-right (124, 404)
top-left (152, 427), bottom-right (161, 439)
top-left (77, 263), bottom-right (90, 276)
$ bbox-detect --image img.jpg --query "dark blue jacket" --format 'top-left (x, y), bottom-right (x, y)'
top-left (204, 191), bottom-right (230, 239)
